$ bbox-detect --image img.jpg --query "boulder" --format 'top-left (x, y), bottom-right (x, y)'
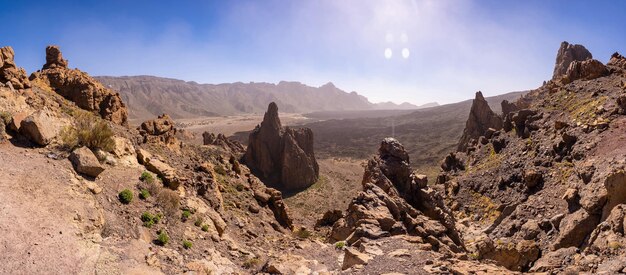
top-left (552, 41), bottom-right (592, 80)
top-left (342, 248), bottom-right (372, 270)
top-left (0, 46), bottom-right (31, 89)
top-left (244, 102), bottom-right (319, 191)
top-left (136, 148), bottom-right (181, 189)
top-left (529, 247), bottom-right (578, 272)
top-left (607, 52), bottom-right (626, 71)
top-left (552, 208), bottom-right (600, 250)
top-left (561, 59), bottom-right (608, 84)
top-left (19, 109), bottom-right (61, 146)
top-left (457, 92), bottom-right (503, 152)
top-left (29, 46), bottom-right (128, 126)
top-left (69, 147), bottom-right (105, 177)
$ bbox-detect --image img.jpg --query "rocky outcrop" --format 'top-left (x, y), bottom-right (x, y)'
top-left (331, 138), bottom-right (463, 254)
top-left (69, 147), bottom-right (105, 177)
top-left (244, 102), bottom-right (319, 191)
top-left (202, 132), bottom-right (244, 153)
top-left (138, 114), bottom-right (178, 145)
top-left (561, 59), bottom-right (608, 84)
top-left (607, 52), bottom-right (626, 71)
top-left (552, 41), bottom-right (592, 80)
top-left (0, 46), bottom-right (31, 89)
top-left (457, 92), bottom-right (503, 152)
top-left (29, 46), bottom-right (128, 126)
top-left (251, 180), bottom-right (293, 230)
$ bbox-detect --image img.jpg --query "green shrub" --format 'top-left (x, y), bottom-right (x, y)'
top-left (201, 224), bottom-right (209, 232)
top-left (183, 240), bottom-right (193, 249)
top-left (118, 189), bottom-right (133, 204)
top-left (156, 231), bottom-right (169, 246)
top-left (139, 189), bottom-right (150, 200)
top-left (334, 241), bottom-right (346, 249)
top-left (181, 210), bottom-right (191, 221)
top-left (214, 165), bottom-right (227, 175)
top-left (60, 111), bottom-right (115, 151)
top-left (140, 171), bottom-right (155, 184)
top-left (194, 218), bottom-right (203, 227)
top-left (141, 212), bottom-right (160, 228)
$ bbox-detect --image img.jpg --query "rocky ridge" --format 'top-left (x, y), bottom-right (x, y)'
top-left (30, 46), bottom-right (128, 126)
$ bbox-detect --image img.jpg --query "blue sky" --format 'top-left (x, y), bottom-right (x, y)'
top-left (1, 0), bottom-right (625, 105)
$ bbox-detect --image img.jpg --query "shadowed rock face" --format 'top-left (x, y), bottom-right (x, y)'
top-left (29, 45), bottom-right (128, 126)
top-left (0, 46), bottom-right (31, 89)
top-left (457, 91), bottom-right (503, 152)
top-left (330, 138), bottom-right (463, 253)
top-left (553, 41), bottom-right (592, 80)
top-left (244, 102), bottom-right (319, 191)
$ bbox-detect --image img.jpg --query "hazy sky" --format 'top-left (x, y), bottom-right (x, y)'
top-left (1, 0), bottom-right (625, 105)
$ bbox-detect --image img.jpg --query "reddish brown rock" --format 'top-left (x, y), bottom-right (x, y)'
top-left (607, 52), bottom-right (626, 71)
top-left (138, 114), bottom-right (178, 145)
top-left (331, 138), bottom-right (463, 253)
top-left (0, 46), bottom-right (31, 89)
top-left (244, 102), bottom-right (319, 191)
top-left (29, 46), bottom-right (128, 126)
top-left (457, 92), bottom-right (503, 152)
top-left (69, 147), bottom-right (105, 177)
top-left (561, 59), bottom-right (608, 84)
top-left (552, 41), bottom-right (592, 80)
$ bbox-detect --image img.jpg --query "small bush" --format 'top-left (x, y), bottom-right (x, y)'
top-left (334, 241), bottom-right (346, 250)
top-left (139, 189), bottom-right (150, 200)
top-left (140, 171), bottom-right (155, 184)
top-left (201, 224), bottom-right (209, 232)
top-left (156, 231), bottom-right (169, 246)
top-left (60, 111), bottom-right (115, 151)
top-left (118, 189), bottom-right (133, 204)
top-left (295, 227), bottom-right (311, 239)
top-left (194, 218), bottom-right (203, 227)
top-left (214, 165), bottom-right (227, 176)
top-left (183, 240), bottom-right (193, 249)
top-left (0, 111), bottom-right (11, 125)
top-left (156, 189), bottom-right (180, 217)
top-left (243, 257), bottom-right (261, 269)
top-left (181, 210), bottom-right (191, 221)
top-left (141, 212), bottom-right (155, 228)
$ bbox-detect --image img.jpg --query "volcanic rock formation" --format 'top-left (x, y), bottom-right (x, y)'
top-left (29, 46), bottom-right (128, 126)
top-left (331, 138), bottom-right (463, 254)
top-left (457, 91), bottom-right (503, 152)
top-left (244, 102), bottom-right (319, 191)
top-left (138, 113), bottom-right (178, 145)
top-left (552, 41), bottom-right (593, 80)
top-left (202, 132), bottom-right (244, 153)
top-left (0, 46), bottom-right (31, 89)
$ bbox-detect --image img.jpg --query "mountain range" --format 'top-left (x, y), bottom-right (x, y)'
top-left (95, 76), bottom-right (436, 122)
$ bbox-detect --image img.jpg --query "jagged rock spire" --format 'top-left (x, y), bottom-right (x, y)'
top-left (43, 45), bottom-right (69, 70)
top-left (457, 91), bottom-right (502, 152)
top-left (552, 41), bottom-right (592, 80)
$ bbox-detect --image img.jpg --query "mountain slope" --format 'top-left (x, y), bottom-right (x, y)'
top-left (95, 76), bottom-right (423, 122)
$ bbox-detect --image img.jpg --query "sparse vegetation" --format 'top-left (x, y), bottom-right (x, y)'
top-left (118, 189), bottom-right (133, 204)
top-left (156, 230), bottom-right (169, 246)
top-left (0, 111), bottom-right (11, 125)
top-left (295, 227), bottom-right (312, 239)
top-left (181, 209), bottom-right (191, 221)
top-left (156, 189), bottom-right (180, 216)
top-left (201, 224), bottom-right (209, 232)
top-left (139, 189), bottom-right (150, 200)
top-left (194, 218), bottom-right (203, 227)
top-left (140, 171), bottom-right (155, 184)
top-left (60, 111), bottom-right (115, 151)
top-left (334, 241), bottom-right (346, 249)
top-left (214, 164), bottom-right (227, 175)
top-left (182, 240), bottom-right (193, 249)
top-left (141, 212), bottom-right (160, 228)
top-left (243, 257), bottom-right (261, 269)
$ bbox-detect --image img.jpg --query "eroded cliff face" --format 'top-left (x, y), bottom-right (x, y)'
top-left (244, 102), bottom-right (319, 191)
top-left (30, 46), bottom-right (128, 126)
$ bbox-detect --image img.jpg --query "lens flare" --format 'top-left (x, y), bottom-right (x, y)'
top-left (384, 48), bottom-right (393, 59)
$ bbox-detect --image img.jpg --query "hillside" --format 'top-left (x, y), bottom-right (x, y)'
top-left (96, 75), bottom-right (429, 122)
